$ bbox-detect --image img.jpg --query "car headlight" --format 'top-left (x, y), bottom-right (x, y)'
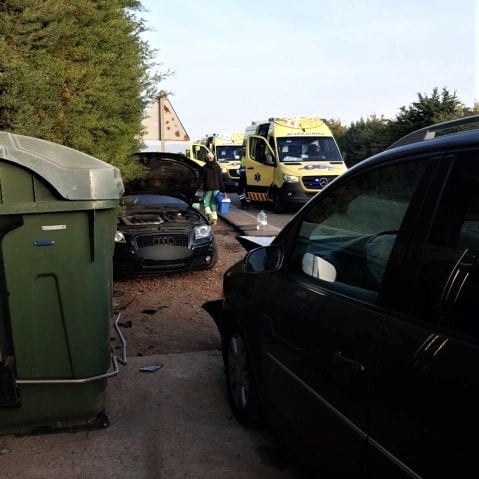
top-left (221, 167), bottom-right (228, 173)
top-left (283, 174), bottom-right (299, 183)
top-left (115, 231), bottom-right (126, 243)
top-left (194, 224), bottom-right (212, 239)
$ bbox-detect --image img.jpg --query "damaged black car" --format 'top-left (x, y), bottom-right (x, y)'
top-left (114, 152), bottom-right (217, 275)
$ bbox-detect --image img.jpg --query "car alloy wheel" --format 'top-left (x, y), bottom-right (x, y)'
top-left (225, 331), bottom-right (262, 427)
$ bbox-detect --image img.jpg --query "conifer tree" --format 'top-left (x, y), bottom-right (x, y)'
top-left (0, 0), bottom-right (163, 181)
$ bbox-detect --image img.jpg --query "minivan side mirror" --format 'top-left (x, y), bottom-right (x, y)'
top-left (245, 245), bottom-right (283, 273)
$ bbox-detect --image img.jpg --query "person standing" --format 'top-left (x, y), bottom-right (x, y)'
top-left (200, 152), bottom-right (225, 225)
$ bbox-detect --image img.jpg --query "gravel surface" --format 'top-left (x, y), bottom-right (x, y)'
top-left (112, 220), bottom-right (246, 357)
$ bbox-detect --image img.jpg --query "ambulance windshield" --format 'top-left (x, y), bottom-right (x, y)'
top-left (277, 137), bottom-right (342, 163)
top-left (216, 146), bottom-right (243, 162)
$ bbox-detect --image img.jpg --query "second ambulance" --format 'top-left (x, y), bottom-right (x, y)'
top-left (189, 133), bottom-right (244, 191)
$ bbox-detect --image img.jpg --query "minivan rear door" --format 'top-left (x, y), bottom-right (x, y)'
top-left (367, 151), bottom-right (479, 478)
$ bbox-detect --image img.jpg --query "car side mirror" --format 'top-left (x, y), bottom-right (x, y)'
top-left (245, 245), bottom-right (283, 273)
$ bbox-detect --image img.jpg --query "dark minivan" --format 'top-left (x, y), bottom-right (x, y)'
top-left (206, 116), bottom-right (479, 478)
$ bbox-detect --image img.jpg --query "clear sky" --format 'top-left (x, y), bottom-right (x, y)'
top-left (139, 0), bottom-right (478, 144)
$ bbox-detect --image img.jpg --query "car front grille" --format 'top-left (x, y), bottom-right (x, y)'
top-left (302, 175), bottom-right (338, 190)
top-left (136, 233), bottom-right (189, 248)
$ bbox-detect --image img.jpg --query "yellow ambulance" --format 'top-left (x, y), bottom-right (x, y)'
top-left (189, 133), bottom-right (244, 191)
top-left (185, 145), bottom-right (205, 167)
top-left (243, 117), bottom-right (347, 211)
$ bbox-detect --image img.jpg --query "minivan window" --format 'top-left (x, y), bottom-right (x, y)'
top-left (290, 159), bottom-right (429, 300)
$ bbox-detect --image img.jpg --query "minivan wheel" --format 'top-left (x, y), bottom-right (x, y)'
top-left (224, 332), bottom-right (263, 428)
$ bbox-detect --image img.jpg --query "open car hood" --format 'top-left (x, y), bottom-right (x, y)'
top-left (124, 152), bottom-right (201, 204)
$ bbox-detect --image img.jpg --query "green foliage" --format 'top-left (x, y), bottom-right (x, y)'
top-left (339, 115), bottom-right (392, 167)
top-left (325, 118), bottom-right (348, 154)
top-left (332, 88), bottom-right (476, 166)
top-left (389, 87), bottom-right (468, 143)
top-left (0, 0), bottom-right (166, 182)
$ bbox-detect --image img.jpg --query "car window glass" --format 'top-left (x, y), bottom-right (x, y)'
top-left (412, 153), bottom-right (479, 337)
top-left (290, 159), bottom-right (429, 301)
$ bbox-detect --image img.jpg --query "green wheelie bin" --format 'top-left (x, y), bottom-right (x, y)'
top-left (0, 132), bottom-right (125, 435)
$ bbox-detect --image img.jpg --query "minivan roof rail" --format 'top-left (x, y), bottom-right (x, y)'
top-left (387, 114), bottom-right (479, 150)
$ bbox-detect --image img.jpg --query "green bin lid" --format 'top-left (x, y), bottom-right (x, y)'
top-left (0, 132), bottom-right (124, 200)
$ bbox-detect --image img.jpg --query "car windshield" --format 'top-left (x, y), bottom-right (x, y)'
top-left (216, 146), bottom-right (243, 162)
top-left (277, 137), bottom-right (342, 163)
top-left (120, 194), bottom-right (187, 208)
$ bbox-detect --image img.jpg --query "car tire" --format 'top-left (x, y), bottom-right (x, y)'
top-left (272, 189), bottom-right (284, 213)
top-left (223, 330), bottom-right (263, 428)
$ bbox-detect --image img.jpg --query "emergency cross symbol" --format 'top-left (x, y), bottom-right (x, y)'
top-left (254, 173), bottom-right (261, 183)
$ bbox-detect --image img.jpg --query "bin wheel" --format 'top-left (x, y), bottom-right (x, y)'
top-left (96, 411), bottom-right (110, 428)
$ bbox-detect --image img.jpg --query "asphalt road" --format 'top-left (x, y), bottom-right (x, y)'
top-left (218, 193), bottom-right (294, 237)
